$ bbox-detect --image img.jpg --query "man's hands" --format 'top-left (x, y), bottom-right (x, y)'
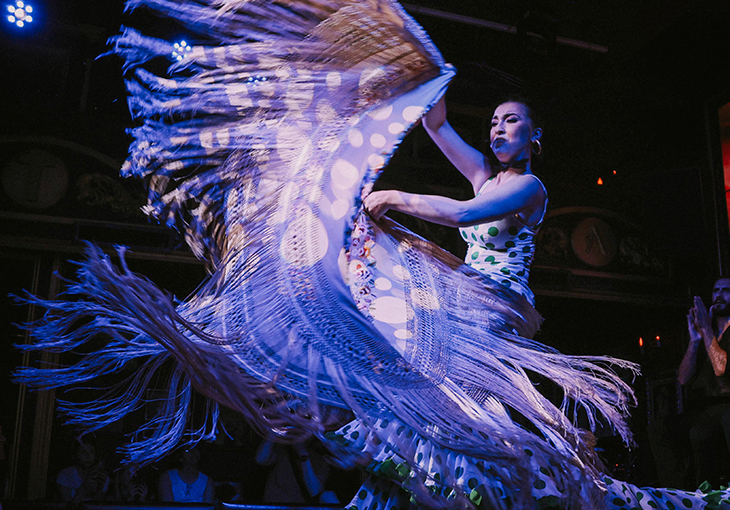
top-left (690, 296), bottom-right (715, 349)
top-left (689, 295), bottom-right (728, 377)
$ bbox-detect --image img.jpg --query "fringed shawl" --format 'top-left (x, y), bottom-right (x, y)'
top-left (17, 1), bottom-right (638, 508)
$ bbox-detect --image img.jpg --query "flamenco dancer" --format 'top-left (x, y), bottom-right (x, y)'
top-left (16, 0), bottom-right (730, 508)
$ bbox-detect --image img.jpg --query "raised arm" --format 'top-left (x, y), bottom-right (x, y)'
top-left (422, 96), bottom-right (492, 194)
top-left (691, 297), bottom-right (728, 377)
top-left (364, 174), bottom-right (544, 228)
top-left (678, 311), bottom-right (703, 385)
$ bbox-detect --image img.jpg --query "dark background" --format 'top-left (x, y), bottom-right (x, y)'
top-left (2, 0), bottom-right (730, 500)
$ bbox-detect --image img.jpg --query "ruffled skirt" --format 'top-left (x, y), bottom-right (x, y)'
top-left (331, 414), bottom-right (730, 510)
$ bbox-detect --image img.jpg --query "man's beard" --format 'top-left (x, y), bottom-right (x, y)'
top-left (712, 301), bottom-right (730, 317)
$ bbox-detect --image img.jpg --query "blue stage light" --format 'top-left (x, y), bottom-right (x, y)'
top-left (6, 0), bottom-right (33, 27)
top-left (172, 40), bottom-right (192, 61)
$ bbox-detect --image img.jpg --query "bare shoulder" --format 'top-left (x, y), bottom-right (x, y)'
top-left (516, 173), bottom-right (546, 198)
top-left (515, 173), bottom-right (547, 225)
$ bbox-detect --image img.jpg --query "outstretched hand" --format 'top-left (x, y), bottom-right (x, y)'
top-left (364, 190), bottom-right (398, 220)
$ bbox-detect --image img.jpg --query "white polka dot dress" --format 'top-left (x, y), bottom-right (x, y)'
top-left (459, 174), bottom-right (546, 305)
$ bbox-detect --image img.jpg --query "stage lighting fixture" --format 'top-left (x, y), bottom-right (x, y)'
top-left (6, 0), bottom-right (33, 27)
top-left (172, 40), bottom-right (192, 61)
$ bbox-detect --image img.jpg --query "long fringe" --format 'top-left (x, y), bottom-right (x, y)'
top-left (17, 1), bottom-right (640, 508)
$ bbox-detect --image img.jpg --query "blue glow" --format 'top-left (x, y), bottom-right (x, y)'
top-left (5, 0), bottom-right (33, 27)
top-left (172, 39), bottom-right (193, 61)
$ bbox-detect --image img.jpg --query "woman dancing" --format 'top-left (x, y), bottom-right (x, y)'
top-left (365, 95), bottom-right (546, 300)
top-left (16, 0), bottom-right (730, 508)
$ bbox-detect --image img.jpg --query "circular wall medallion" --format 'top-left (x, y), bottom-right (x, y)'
top-left (2, 149), bottom-right (68, 209)
top-left (570, 217), bottom-right (617, 267)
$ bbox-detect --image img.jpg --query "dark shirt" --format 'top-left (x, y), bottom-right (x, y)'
top-left (694, 327), bottom-right (730, 399)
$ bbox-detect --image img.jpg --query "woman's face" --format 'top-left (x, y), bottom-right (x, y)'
top-left (489, 102), bottom-right (540, 164)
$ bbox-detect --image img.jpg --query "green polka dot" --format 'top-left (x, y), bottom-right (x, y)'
top-left (397, 426), bottom-right (405, 436)
top-left (486, 243), bottom-right (495, 249)
top-left (485, 255), bottom-right (495, 263)
top-left (488, 227), bottom-right (499, 236)
top-left (471, 252), bottom-right (479, 260)
top-left (508, 226), bottom-right (518, 235)
top-left (539, 495), bottom-right (559, 508)
top-left (416, 452), bottom-right (423, 462)
top-left (534, 479), bottom-right (546, 490)
top-left (435, 454), bottom-right (443, 464)
top-left (682, 499), bottom-right (693, 508)
top-left (358, 490), bottom-right (368, 500)
top-left (474, 225), bottom-right (479, 230)
top-left (471, 233), bottom-right (477, 241)
top-left (500, 280), bottom-right (511, 287)
top-left (461, 231), bottom-right (468, 239)
top-left (467, 478), bottom-right (478, 489)
top-left (648, 502), bottom-right (658, 508)
top-left (667, 502), bottom-right (676, 510)
top-left (433, 472), bottom-right (441, 481)
top-left (613, 498), bottom-right (626, 506)
top-left (455, 467), bottom-right (464, 478)
top-left (518, 233), bottom-right (528, 240)
top-left (350, 431), bottom-right (359, 439)
top-left (508, 252), bottom-right (517, 258)
top-left (539, 466), bottom-right (551, 476)
top-left (505, 241), bottom-right (515, 248)
top-left (523, 246), bottom-right (531, 253)
top-left (500, 268), bottom-right (510, 275)
top-left (524, 449), bottom-right (533, 457)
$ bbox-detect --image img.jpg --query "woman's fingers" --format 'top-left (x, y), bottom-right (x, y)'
top-left (364, 191), bottom-right (388, 219)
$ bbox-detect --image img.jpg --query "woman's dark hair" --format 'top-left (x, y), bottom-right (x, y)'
top-left (490, 95), bottom-right (544, 129)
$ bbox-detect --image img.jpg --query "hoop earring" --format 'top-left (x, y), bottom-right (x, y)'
top-left (532, 139), bottom-right (542, 155)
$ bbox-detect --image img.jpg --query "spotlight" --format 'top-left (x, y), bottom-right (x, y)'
top-left (172, 40), bottom-right (192, 61)
top-left (5, 0), bottom-right (33, 27)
